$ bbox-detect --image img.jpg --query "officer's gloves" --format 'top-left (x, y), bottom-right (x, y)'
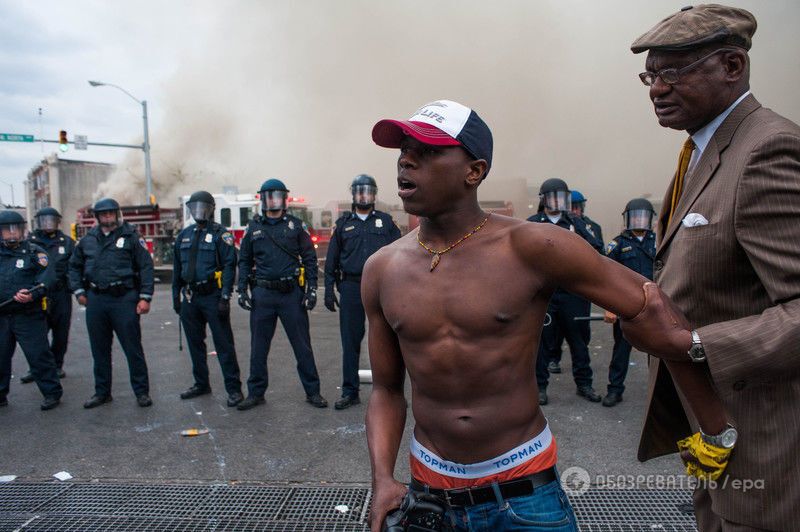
top-left (218, 297), bottom-right (230, 317)
top-left (303, 287), bottom-right (317, 311)
top-left (173, 296), bottom-right (181, 315)
top-left (324, 290), bottom-right (338, 312)
top-left (237, 290), bottom-right (252, 311)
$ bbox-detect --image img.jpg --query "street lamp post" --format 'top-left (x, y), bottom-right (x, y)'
top-left (0, 180), bottom-right (15, 206)
top-left (88, 80), bottom-right (153, 205)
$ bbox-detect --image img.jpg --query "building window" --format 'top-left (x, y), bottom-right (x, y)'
top-left (240, 207), bottom-right (250, 226)
top-left (221, 208), bottom-right (231, 227)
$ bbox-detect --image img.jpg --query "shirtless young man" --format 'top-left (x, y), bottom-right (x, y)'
top-left (364, 100), bottom-right (727, 531)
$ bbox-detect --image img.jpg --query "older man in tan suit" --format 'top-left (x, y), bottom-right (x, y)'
top-left (625, 4), bottom-right (800, 531)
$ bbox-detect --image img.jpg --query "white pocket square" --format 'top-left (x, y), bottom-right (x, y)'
top-left (682, 213), bottom-right (709, 227)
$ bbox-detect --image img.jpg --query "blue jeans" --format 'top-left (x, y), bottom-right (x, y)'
top-left (444, 479), bottom-right (577, 531)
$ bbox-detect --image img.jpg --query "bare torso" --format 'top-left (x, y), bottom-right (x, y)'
top-left (376, 215), bottom-right (552, 463)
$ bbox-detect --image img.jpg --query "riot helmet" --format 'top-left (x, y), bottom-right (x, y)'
top-left (0, 210), bottom-right (26, 247)
top-left (35, 206), bottom-right (62, 233)
top-left (186, 190), bottom-right (215, 223)
top-left (539, 178), bottom-right (571, 212)
top-left (623, 198), bottom-right (655, 231)
top-left (570, 190), bottom-right (586, 216)
top-left (351, 174), bottom-right (377, 210)
top-left (258, 179), bottom-right (289, 213)
top-left (93, 197), bottom-right (122, 230)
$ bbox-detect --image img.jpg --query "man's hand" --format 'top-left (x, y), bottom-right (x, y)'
top-left (369, 478), bottom-right (408, 532)
top-left (324, 290), bottom-right (338, 312)
top-left (604, 310), bottom-right (617, 324)
top-left (136, 299), bottom-right (151, 315)
top-left (13, 289), bottom-right (33, 304)
top-left (77, 294), bottom-right (88, 306)
top-left (218, 297), bottom-right (230, 318)
top-left (303, 287), bottom-right (317, 311)
top-left (173, 296), bottom-right (181, 315)
top-left (620, 282), bottom-right (693, 361)
top-left (238, 291), bottom-right (252, 311)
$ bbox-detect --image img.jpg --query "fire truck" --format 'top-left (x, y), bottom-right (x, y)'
top-left (178, 192), bottom-right (329, 258)
top-left (72, 204), bottom-right (181, 266)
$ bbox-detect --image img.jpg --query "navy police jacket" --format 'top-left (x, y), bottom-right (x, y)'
top-left (526, 211), bottom-right (603, 252)
top-left (28, 230), bottom-right (75, 288)
top-left (68, 222), bottom-right (155, 299)
top-left (605, 230), bottom-right (656, 281)
top-left (0, 241), bottom-right (55, 310)
top-left (581, 215), bottom-right (604, 246)
top-left (172, 222), bottom-right (237, 300)
top-left (237, 213), bottom-right (318, 292)
top-left (324, 210), bottom-right (400, 291)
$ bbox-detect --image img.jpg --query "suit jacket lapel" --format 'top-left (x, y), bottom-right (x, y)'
top-left (656, 94), bottom-right (762, 256)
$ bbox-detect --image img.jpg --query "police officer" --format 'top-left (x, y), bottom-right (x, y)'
top-left (0, 210), bottom-right (62, 410)
top-left (173, 191), bottom-right (243, 407)
top-left (528, 178), bottom-right (603, 405)
top-left (68, 198), bottom-right (155, 408)
top-left (544, 189), bottom-right (606, 375)
top-left (570, 190), bottom-right (604, 244)
top-left (324, 174), bottom-right (401, 410)
top-left (601, 198), bottom-right (656, 407)
top-left (236, 179), bottom-right (328, 410)
top-left (20, 207), bottom-right (74, 383)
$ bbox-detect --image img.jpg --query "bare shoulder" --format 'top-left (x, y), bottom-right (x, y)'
top-left (362, 232), bottom-right (417, 296)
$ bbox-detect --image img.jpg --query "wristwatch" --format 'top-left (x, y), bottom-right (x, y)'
top-left (701, 424), bottom-right (738, 449)
top-left (688, 330), bottom-right (706, 363)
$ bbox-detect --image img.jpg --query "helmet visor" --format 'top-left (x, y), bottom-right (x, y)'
top-left (96, 209), bottom-right (122, 229)
top-left (187, 201), bottom-right (214, 222)
top-left (541, 190), bottom-right (571, 212)
top-left (571, 201), bottom-right (585, 216)
top-left (0, 223), bottom-right (26, 245)
top-left (261, 190), bottom-right (287, 212)
top-left (352, 184), bottom-right (377, 207)
top-left (36, 214), bottom-right (60, 232)
top-left (625, 209), bottom-right (654, 231)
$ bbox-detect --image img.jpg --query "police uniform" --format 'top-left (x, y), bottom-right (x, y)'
top-left (604, 230), bottom-right (656, 396)
top-left (238, 213), bottom-right (322, 400)
top-left (527, 211), bottom-right (603, 395)
top-left (173, 222), bottom-right (242, 397)
top-left (325, 210), bottom-right (401, 402)
top-left (581, 215), bottom-right (604, 247)
top-left (27, 229), bottom-right (75, 372)
top-left (68, 222), bottom-right (154, 400)
top-left (0, 241), bottom-right (62, 405)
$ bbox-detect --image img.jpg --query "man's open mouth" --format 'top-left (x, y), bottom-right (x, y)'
top-left (397, 177), bottom-right (417, 198)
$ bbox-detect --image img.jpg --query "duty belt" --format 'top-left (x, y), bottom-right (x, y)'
top-left (342, 272), bottom-right (362, 282)
top-left (89, 282), bottom-right (129, 296)
top-left (254, 277), bottom-right (296, 290)
top-left (409, 466), bottom-right (557, 507)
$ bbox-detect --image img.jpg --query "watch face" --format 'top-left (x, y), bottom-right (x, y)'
top-left (721, 428), bottom-right (738, 448)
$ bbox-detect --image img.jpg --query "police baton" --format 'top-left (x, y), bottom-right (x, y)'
top-left (178, 319), bottom-right (183, 351)
top-left (574, 313), bottom-right (606, 321)
top-left (0, 283), bottom-right (45, 310)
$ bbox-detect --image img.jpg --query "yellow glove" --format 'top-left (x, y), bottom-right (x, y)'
top-left (677, 432), bottom-right (733, 481)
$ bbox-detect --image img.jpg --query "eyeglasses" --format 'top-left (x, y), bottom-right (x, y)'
top-left (639, 48), bottom-right (734, 86)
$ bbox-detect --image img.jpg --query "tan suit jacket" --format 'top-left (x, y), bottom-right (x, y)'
top-left (640, 95), bottom-right (800, 529)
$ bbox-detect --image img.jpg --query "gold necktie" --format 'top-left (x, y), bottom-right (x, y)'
top-left (667, 137), bottom-right (696, 227)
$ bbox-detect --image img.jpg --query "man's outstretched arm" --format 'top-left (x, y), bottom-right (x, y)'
top-left (362, 251), bottom-right (409, 532)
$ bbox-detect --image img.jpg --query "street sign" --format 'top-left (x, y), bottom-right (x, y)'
top-left (74, 135), bottom-right (88, 150)
top-left (0, 133), bottom-right (34, 142)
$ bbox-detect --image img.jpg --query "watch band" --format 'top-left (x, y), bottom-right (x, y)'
top-left (700, 424), bottom-right (738, 449)
top-left (688, 330), bottom-right (706, 363)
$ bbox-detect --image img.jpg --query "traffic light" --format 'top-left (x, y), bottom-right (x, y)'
top-left (58, 130), bottom-right (68, 152)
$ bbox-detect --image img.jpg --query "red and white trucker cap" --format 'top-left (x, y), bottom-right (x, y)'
top-left (372, 100), bottom-right (493, 171)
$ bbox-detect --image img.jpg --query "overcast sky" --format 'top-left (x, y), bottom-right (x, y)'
top-left (2, 1), bottom-right (799, 232)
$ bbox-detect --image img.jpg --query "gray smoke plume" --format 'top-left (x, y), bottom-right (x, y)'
top-left (98, 0), bottom-right (800, 233)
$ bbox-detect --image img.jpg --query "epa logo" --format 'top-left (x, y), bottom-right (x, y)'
top-left (560, 466), bottom-right (591, 496)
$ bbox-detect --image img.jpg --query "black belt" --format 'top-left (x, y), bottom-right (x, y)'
top-left (410, 466), bottom-right (557, 507)
top-left (342, 272), bottom-right (362, 282)
top-left (254, 277), bottom-right (295, 290)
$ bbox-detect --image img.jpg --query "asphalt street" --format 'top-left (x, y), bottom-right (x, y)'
top-left (0, 284), bottom-right (686, 486)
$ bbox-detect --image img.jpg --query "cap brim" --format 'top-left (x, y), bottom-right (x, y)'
top-left (372, 120), bottom-right (462, 148)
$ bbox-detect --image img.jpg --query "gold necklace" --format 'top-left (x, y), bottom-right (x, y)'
top-left (416, 214), bottom-right (491, 272)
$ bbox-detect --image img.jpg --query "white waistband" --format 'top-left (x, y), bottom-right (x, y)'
top-left (410, 424), bottom-right (553, 479)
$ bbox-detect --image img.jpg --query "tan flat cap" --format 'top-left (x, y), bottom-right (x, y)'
top-left (631, 4), bottom-right (756, 54)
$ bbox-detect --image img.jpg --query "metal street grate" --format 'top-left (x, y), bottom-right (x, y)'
top-left (0, 481), bottom-right (697, 531)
